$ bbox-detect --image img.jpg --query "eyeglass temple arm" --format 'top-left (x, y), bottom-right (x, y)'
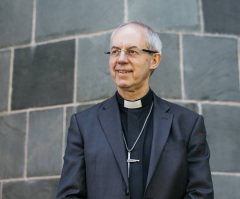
top-left (141, 49), bottom-right (158, 54)
top-left (104, 49), bottom-right (158, 54)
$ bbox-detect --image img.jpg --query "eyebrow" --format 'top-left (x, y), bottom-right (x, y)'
top-left (111, 46), bottom-right (139, 50)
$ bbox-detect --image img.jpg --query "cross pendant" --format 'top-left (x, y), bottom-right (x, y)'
top-left (127, 151), bottom-right (140, 178)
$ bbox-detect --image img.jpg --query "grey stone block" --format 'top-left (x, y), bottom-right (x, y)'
top-left (174, 102), bottom-right (199, 113)
top-left (0, 113), bottom-right (26, 179)
top-left (202, 104), bottom-right (240, 172)
top-left (27, 108), bottom-right (63, 177)
top-left (35, 0), bottom-right (124, 42)
top-left (77, 33), bottom-right (116, 102)
top-left (128, 0), bottom-right (200, 32)
top-left (0, 0), bottom-right (33, 48)
top-left (183, 35), bottom-right (240, 102)
top-left (2, 178), bottom-right (59, 199)
top-left (212, 175), bottom-right (240, 199)
top-left (12, 40), bottom-right (75, 110)
top-left (0, 51), bottom-right (10, 112)
top-left (150, 33), bottom-right (181, 99)
top-left (202, 0), bottom-right (240, 35)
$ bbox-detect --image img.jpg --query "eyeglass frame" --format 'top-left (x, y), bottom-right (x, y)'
top-left (104, 47), bottom-right (158, 57)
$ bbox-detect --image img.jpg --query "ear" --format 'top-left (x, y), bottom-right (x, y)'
top-left (150, 53), bottom-right (162, 70)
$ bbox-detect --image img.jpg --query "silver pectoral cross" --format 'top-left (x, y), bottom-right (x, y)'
top-left (127, 151), bottom-right (140, 177)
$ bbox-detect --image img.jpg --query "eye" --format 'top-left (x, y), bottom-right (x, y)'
top-left (111, 50), bottom-right (119, 55)
top-left (129, 50), bottom-right (138, 55)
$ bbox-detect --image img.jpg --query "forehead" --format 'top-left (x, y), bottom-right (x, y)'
top-left (111, 25), bottom-right (147, 48)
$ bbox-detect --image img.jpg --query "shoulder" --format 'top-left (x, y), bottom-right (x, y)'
top-left (153, 93), bottom-right (200, 122)
top-left (72, 95), bottom-right (116, 132)
top-left (165, 99), bottom-right (199, 117)
top-left (74, 95), bottom-right (115, 119)
top-left (154, 94), bottom-right (205, 139)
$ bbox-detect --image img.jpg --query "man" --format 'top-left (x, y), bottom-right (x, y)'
top-left (57, 21), bottom-right (214, 199)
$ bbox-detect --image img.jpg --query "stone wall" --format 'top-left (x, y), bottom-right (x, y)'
top-left (0, 0), bottom-right (239, 198)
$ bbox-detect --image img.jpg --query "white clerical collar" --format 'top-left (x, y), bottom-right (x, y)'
top-left (124, 99), bottom-right (142, 109)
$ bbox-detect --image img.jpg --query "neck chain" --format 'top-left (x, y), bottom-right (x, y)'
top-left (122, 102), bottom-right (153, 177)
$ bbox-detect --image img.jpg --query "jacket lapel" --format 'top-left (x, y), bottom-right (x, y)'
top-left (98, 96), bottom-right (129, 188)
top-left (145, 94), bottom-right (173, 190)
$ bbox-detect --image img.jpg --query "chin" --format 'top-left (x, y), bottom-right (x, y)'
top-left (117, 84), bottom-right (130, 89)
top-left (116, 79), bottom-right (131, 88)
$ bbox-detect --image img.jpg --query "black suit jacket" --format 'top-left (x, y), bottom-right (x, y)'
top-left (57, 93), bottom-right (214, 199)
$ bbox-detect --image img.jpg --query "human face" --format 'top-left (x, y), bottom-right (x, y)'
top-left (109, 25), bottom-right (156, 96)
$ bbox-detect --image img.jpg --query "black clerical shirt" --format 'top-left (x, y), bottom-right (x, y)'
top-left (116, 89), bottom-right (154, 199)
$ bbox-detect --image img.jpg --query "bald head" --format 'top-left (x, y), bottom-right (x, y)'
top-left (111, 21), bottom-right (162, 55)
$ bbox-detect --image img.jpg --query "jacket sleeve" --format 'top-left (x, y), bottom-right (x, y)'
top-left (56, 114), bottom-right (86, 199)
top-left (184, 115), bottom-right (214, 199)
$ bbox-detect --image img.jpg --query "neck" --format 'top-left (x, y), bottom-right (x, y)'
top-left (117, 87), bottom-right (150, 101)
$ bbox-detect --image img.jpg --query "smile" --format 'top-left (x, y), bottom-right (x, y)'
top-left (117, 70), bottom-right (132, 74)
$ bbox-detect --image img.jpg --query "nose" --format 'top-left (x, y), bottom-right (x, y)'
top-left (117, 50), bottom-right (128, 64)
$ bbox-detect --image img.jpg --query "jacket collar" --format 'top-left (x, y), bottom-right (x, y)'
top-left (98, 95), bottom-right (129, 187)
top-left (145, 93), bottom-right (173, 190)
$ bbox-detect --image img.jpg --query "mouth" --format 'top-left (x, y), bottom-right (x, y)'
top-left (116, 70), bottom-right (132, 74)
top-left (119, 71), bottom-right (131, 73)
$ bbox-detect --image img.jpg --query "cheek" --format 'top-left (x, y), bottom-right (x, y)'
top-left (135, 64), bottom-right (151, 79)
top-left (109, 61), bottom-right (114, 71)
top-left (109, 59), bottom-right (115, 68)
top-left (109, 61), bottom-right (116, 77)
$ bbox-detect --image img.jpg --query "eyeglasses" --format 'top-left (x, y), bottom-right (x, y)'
top-left (104, 47), bottom-right (158, 58)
